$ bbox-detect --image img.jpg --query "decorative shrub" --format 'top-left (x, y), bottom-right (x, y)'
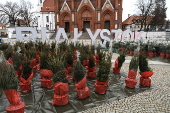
top-left (74, 60), bottom-right (85, 82)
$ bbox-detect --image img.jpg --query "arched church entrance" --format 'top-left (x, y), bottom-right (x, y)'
top-left (82, 9), bottom-right (92, 32)
top-left (104, 20), bottom-right (110, 30)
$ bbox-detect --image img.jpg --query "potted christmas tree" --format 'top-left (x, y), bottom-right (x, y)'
top-left (40, 52), bottom-right (53, 88)
top-left (95, 59), bottom-right (111, 94)
top-left (165, 45), bottom-right (170, 59)
top-left (139, 54), bottom-right (154, 87)
top-left (159, 44), bottom-right (166, 58)
top-left (87, 53), bottom-right (96, 78)
top-left (66, 51), bottom-right (74, 73)
top-left (4, 45), bottom-right (14, 64)
top-left (48, 54), bottom-right (69, 106)
top-left (19, 58), bottom-right (33, 93)
top-left (74, 60), bottom-right (90, 99)
top-left (12, 51), bottom-right (23, 77)
top-left (125, 56), bottom-right (138, 88)
top-left (113, 51), bottom-right (126, 74)
top-left (0, 51), bottom-right (25, 112)
top-left (148, 45), bottom-right (156, 58)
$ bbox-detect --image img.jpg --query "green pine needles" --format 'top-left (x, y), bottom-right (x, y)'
top-left (129, 56), bottom-right (139, 72)
top-left (0, 51), bottom-right (18, 90)
top-left (118, 52), bottom-right (125, 68)
top-left (74, 60), bottom-right (85, 82)
top-left (139, 54), bottom-right (152, 72)
top-left (97, 60), bottom-right (110, 82)
top-left (21, 58), bottom-right (32, 80)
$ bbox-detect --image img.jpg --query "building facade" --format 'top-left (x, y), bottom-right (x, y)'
top-left (122, 15), bottom-right (168, 31)
top-left (0, 23), bottom-right (7, 37)
top-left (37, 0), bottom-right (123, 32)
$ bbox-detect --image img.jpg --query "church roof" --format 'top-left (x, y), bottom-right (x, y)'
top-left (41, 0), bottom-right (55, 12)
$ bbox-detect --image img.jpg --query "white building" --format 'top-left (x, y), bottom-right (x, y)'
top-left (37, 0), bottom-right (55, 32)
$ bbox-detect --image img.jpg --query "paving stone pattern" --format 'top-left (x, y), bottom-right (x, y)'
top-left (81, 64), bottom-right (170, 113)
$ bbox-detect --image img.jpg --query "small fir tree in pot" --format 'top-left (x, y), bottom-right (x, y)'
top-left (4, 45), bottom-right (14, 64)
top-left (0, 51), bottom-right (25, 112)
top-left (125, 56), bottom-right (138, 88)
top-left (139, 54), bottom-right (154, 87)
top-left (12, 51), bottom-right (23, 77)
top-left (40, 52), bottom-right (53, 88)
top-left (113, 51), bottom-right (126, 74)
top-left (48, 54), bottom-right (69, 106)
top-left (95, 59), bottom-right (111, 94)
top-left (87, 53), bottom-right (96, 78)
top-left (74, 60), bottom-right (90, 99)
top-left (19, 58), bottom-right (33, 93)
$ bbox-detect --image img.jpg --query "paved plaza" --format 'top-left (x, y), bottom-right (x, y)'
top-left (81, 54), bottom-right (170, 113)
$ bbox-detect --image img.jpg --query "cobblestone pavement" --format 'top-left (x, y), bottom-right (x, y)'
top-left (81, 54), bottom-right (170, 113)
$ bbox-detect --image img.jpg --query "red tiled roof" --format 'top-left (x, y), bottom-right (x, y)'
top-left (0, 23), bottom-right (6, 27)
top-left (122, 15), bottom-right (153, 25)
top-left (41, 0), bottom-right (55, 12)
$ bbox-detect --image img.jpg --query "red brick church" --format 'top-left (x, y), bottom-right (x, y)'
top-left (38, 0), bottom-right (123, 32)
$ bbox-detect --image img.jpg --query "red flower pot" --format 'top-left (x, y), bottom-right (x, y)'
top-left (87, 71), bottom-right (96, 78)
top-left (75, 77), bottom-right (87, 89)
top-left (41, 78), bottom-right (53, 88)
top-left (19, 81), bottom-right (31, 93)
top-left (94, 81), bottom-right (108, 94)
top-left (87, 67), bottom-right (96, 72)
top-left (125, 78), bottom-right (137, 88)
top-left (4, 89), bottom-right (21, 105)
top-left (75, 77), bottom-right (90, 99)
top-left (53, 83), bottom-right (69, 95)
top-left (148, 52), bottom-right (154, 57)
top-left (128, 69), bottom-right (137, 79)
top-left (76, 87), bottom-right (90, 99)
top-left (4, 88), bottom-right (25, 112)
top-left (160, 53), bottom-right (165, 58)
top-left (140, 72), bottom-right (154, 78)
top-left (113, 68), bottom-right (120, 74)
top-left (140, 77), bottom-right (151, 87)
top-left (129, 51), bottom-right (133, 55)
top-left (40, 69), bottom-right (53, 79)
top-left (52, 83), bottom-right (69, 105)
top-left (83, 59), bottom-right (89, 66)
top-left (5, 102), bottom-right (25, 113)
top-left (166, 54), bottom-right (170, 59)
top-left (52, 94), bottom-right (69, 106)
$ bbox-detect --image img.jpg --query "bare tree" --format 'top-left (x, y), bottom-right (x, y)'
top-left (135, 0), bottom-right (167, 31)
top-left (0, 1), bottom-right (21, 25)
top-left (135, 0), bottom-right (155, 31)
top-left (19, 0), bottom-right (34, 27)
top-left (150, 0), bottom-right (167, 31)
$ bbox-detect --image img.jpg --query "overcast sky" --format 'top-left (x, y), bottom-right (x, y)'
top-left (0, 0), bottom-right (170, 21)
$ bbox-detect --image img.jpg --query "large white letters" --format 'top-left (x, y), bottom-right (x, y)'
top-left (55, 28), bottom-right (68, 43)
top-left (16, 27), bottom-right (37, 42)
top-left (87, 28), bottom-right (101, 45)
top-left (74, 28), bottom-right (82, 45)
top-left (15, 27), bottom-right (144, 43)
